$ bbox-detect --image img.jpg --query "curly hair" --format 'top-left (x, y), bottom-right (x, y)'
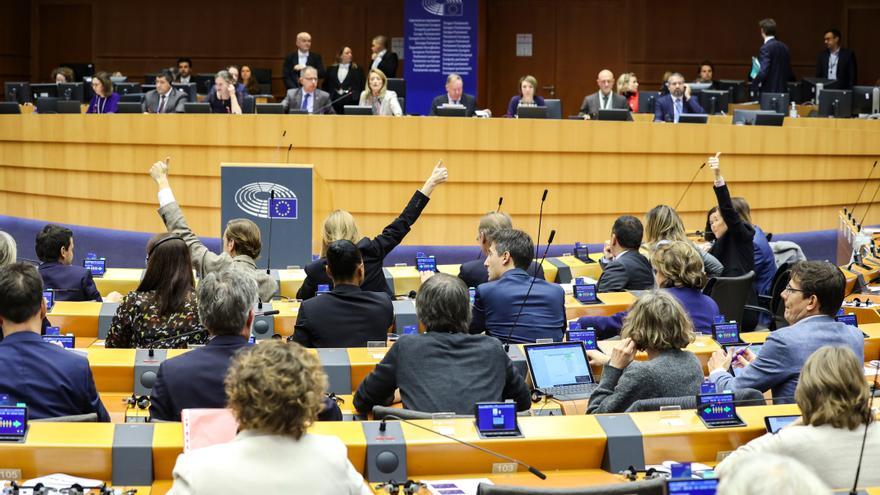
top-left (797, 346), bottom-right (874, 431)
top-left (651, 241), bottom-right (707, 289)
top-left (621, 290), bottom-right (695, 352)
top-left (224, 341), bottom-right (327, 439)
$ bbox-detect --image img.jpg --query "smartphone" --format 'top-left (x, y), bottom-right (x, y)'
top-left (468, 287), bottom-right (476, 305)
top-left (43, 289), bottom-right (55, 312)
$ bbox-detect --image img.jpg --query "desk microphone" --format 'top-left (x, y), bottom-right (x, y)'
top-left (144, 327), bottom-right (210, 356)
top-left (503, 229), bottom-right (555, 353)
top-left (313, 90), bottom-right (352, 115)
top-left (848, 361), bottom-right (879, 495)
top-left (275, 130), bottom-right (287, 163)
top-left (673, 162), bottom-right (707, 211)
top-left (266, 189), bottom-right (276, 275)
top-left (859, 177), bottom-right (880, 228)
top-left (378, 414), bottom-right (547, 480)
top-left (496, 196), bottom-right (503, 213)
top-left (535, 190), bottom-right (548, 265)
top-left (286, 144), bottom-right (293, 163)
top-left (848, 160), bottom-right (878, 217)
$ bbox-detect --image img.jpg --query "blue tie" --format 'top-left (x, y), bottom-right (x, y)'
top-left (674, 98), bottom-right (683, 123)
top-left (301, 93), bottom-right (311, 112)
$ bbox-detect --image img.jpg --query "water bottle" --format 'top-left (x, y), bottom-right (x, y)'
top-left (789, 102), bottom-right (798, 118)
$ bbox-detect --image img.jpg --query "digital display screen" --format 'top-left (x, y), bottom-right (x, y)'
top-left (0, 406), bottom-right (27, 438)
top-left (416, 255), bottom-right (436, 272)
top-left (697, 393), bottom-right (737, 423)
top-left (574, 284), bottom-right (598, 303)
top-left (766, 415), bottom-right (800, 434)
top-left (670, 462), bottom-right (692, 479)
top-left (568, 321), bottom-right (581, 330)
top-left (712, 322), bottom-right (740, 345)
top-left (475, 403), bottom-right (517, 432)
top-left (83, 258), bottom-right (106, 276)
top-left (574, 242), bottom-right (589, 261)
top-left (526, 342), bottom-right (594, 388)
top-left (566, 330), bottom-right (598, 351)
top-left (248, 336), bottom-right (256, 344)
top-left (316, 284), bottom-right (330, 294)
top-left (43, 289), bottom-right (54, 312)
top-left (468, 288), bottom-right (475, 305)
top-left (666, 478), bottom-right (719, 495)
top-left (835, 314), bottom-right (858, 327)
top-left (403, 325), bottom-right (418, 335)
top-left (700, 381), bottom-right (717, 394)
top-left (44, 326), bottom-right (60, 336)
top-left (42, 335), bottom-right (75, 348)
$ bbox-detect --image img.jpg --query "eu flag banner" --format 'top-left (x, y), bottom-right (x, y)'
top-left (269, 197), bottom-right (298, 219)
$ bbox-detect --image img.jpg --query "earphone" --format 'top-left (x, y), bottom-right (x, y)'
top-left (147, 235), bottom-right (185, 259)
top-left (374, 480), bottom-right (425, 494)
top-left (125, 394), bottom-right (151, 410)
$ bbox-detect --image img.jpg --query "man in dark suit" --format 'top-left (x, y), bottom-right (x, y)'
top-left (597, 215), bottom-right (654, 292)
top-left (429, 73), bottom-right (477, 116)
top-left (144, 69), bottom-right (186, 113)
top-left (469, 229), bottom-right (565, 343)
top-left (280, 66), bottom-right (335, 114)
top-left (35, 224), bottom-right (102, 302)
top-left (283, 32), bottom-right (326, 90)
top-left (150, 269), bottom-right (341, 421)
top-left (458, 211), bottom-right (544, 288)
top-left (579, 69), bottom-right (629, 119)
top-left (370, 35), bottom-right (398, 78)
top-left (752, 18), bottom-right (793, 95)
top-left (654, 72), bottom-right (705, 122)
top-left (290, 240), bottom-right (393, 348)
top-left (816, 28), bottom-right (858, 90)
top-left (0, 263), bottom-right (109, 421)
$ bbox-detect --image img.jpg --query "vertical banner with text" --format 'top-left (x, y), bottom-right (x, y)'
top-left (404, 0), bottom-right (478, 116)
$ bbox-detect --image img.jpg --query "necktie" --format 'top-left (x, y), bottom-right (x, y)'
top-left (674, 98), bottom-right (683, 123)
top-left (602, 94), bottom-right (609, 109)
top-left (301, 93), bottom-right (310, 112)
top-left (157, 95), bottom-right (166, 113)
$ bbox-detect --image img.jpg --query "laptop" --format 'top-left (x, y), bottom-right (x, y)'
top-left (435, 105), bottom-right (467, 117)
top-left (474, 402), bottom-right (522, 438)
top-left (678, 113), bottom-right (709, 124)
top-left (696, 392), bottom-right (746, 428)
top-left (516, 106), bottom-right (547, 119)
top-left (0, 406), bottom-right (28, 442)
top-left (665, 478), bottom-right (719, 495)
top-left (524, 342), bottom-right (598, 401)
top-left (711, 321), bottom-right (744, 345)
top-left (256, 103), bottom-right (283, 114)
top-left (344, 105), bottom-right (373, 115)
top-left (574, 283), bottom-right (602, 305)
top-left (597, 109), bottom-right (633, 121)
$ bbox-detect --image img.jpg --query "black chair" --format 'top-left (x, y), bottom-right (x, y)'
top-left (703, 271), bottom-right (755, 325)
top-left (0, 102), bottom-right (21, 114)
top-left (387, 78), bottom-right (406, 113)
top-left (477, 478), bottom-right (665, 495)
top-left (625, 388), bottom-right (766, 412)
top-left (241, 95), bottom-right (256, 114)
top-left (251, 68), bottom-right (273, 95)
top-left (744, 263), bottom-right (790, 331)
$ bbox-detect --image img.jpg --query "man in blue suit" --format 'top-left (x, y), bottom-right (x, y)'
top-left (458, 211), bottom-right (544, 289)
top-left (0, 263), bottom-right (109, 421)
top-left (35, 224), bottom-right (102, 302)
top-left (708, 261), bottom-right (863, 402)
top-left (653, 73), bottom-right (704, 122)
top-left (752, 18), bottom-right (793, 95)
top-left (469, 229), bottom-right (565, 343)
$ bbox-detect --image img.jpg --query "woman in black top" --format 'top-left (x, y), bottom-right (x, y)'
top-left (296, 161), bottom-right (448, 300)
top-left (322, 46), bottom-right (366, 116)
top-left (706, 153), bottom-right (755, 277)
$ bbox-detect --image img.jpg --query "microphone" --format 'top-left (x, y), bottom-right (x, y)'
top-left (849, 361), bottom-right (879, 495)
top-left (503, 229), bottom-right (556, 352)
top-left (673, 162), bottom-right (707, 210)
top-left (535, 189), bottom-right (548, 270)
top-left (144, 327), bottom-right (209, 357)
top-left (286, 144), bottom-right (293, 163)
top-left (378, 414), bottom-right (547, 480)
top-left (496, 196), bottom-right (503, 213)
top-left (266, 189), bottom-right (275, 275)
top-left (313, 90), bottom-right (352, 115)
top-left (850, 160), bottom-right (879, 218)
top-left (255, 309), bottom-right (280, 316)
top-left (275, 130), bottom-right (287, 163)
top-left (859, 178), bottom-right (880, 227)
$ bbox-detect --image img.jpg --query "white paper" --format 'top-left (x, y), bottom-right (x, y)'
top-left (516, 34), bottom-right (533, 57)
top-left (25, 473), bottom-right (103, 489)
top-left (424, 478), bottom-right (493, 495)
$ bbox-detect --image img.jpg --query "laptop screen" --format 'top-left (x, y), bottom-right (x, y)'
top-left (475, 402), bottom-right (517, 433)
top-left (42, 335), bottom-right (75, 348)
top-left (0, 406), bottom-right (27, 439)
top-left (574, 284), bottom-right (598, 303)
top-left (697, 393), bottom-right (737, 423)
top-left (525, 342), bottom-right (594, 389)
top-left (765, 415), bottom-right (800, 434)
top-left (565, 329), bottom-right (598, 351)
top-left (666, 478), bottom-right (719, 495)
top-left (835, 313), bottom-right (858, 327)
top-left (712, 322), bottom-right (740, 345)
top-left (83, 258), bottom-right (106, 276)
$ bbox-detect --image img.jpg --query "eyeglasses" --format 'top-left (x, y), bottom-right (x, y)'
top-left (783, 284), bottom-right (808, 295)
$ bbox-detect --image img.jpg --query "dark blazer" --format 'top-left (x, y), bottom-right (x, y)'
top-left (579, 91), bottom-right (630, 119)
top-left (653, 93), bottom-right (705, 122)
top-left (283, 52), bottom-right (326, 89)
top-left (469, 268), bottom-right (566, 343)
top-left (143, 89), bottom-right (187, 113)
top-left (596, 250), bottom-right (655, 293)
top-left (373, 52), bottom-right (399, 78)
top-left (280, 88), bottom-right (335, 114)
top-left (297, 190), bottom-right (431, 300)
top-left (753, 38), bottom-right (793, 94)
top-left (322, 64), bottom-right (366, 115)
top-left (708, 183), bottom-right (755, 277)
top-left (38, 261), bottom-right (102, 302)
top-left (291, 284), bottom-right (393, 348)
top-left (459, 258), bottom-right (545, 288)
top-left (815, 48), bottom-right (858, 90)
top-left (429, 93), bottom-right (477, 116)
top-left (354, 332), bottom-right (531, 415)
top-left (0, 331), bottom-right (109, 421)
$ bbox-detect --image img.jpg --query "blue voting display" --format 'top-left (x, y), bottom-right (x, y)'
top-left (475, 403), bottom-right (516, 433)
top-left (566, 329), bottom-right (598, 351)
top-left (666, 478), bottom-right (719, 495)
top-left (0, 406), bottom-right (27, 438)
top-left (574, 283), bottom-right (599, 304)
top-left (697, 393), bottom-right (737, 422)
top-left (712, 322), bottom-right (740, 344)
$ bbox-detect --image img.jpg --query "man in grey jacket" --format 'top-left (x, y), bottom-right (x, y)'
top-left (578, 69), bottom-right (630, 119)
top-left (143, 69), bottom-right (186, 113)
top-left (149, 158), bottom-right (277, 303)
top-left (280, 66), bottom-right (334, 114)
top-left (707, 260), bottom-right (863, 402)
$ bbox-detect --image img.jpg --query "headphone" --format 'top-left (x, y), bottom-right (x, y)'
top-left (849, 297), bottom-right (873, 307)
top-left (531, 389), bottom-right (554, 403)
top-left (147, 235), bottom-right (185, 259)
top-left (125, 393), bottom-right (151, 410)
top-left (374, 480), bottom-right (425, 494)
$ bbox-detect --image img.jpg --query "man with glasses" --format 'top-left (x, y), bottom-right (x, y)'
top-left (280, 66), bottom-right (334, 114)
top-left (707, 261), bottom-right (863, 402)
top-left (653, 72), bottom-right (704, 122)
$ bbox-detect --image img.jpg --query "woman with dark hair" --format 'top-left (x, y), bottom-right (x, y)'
top-left (240, 65), bottom-right (261, 96)
top-left (105, 233), bottom-right (205, 348)
top-left (86, 72), bottom-right (120, 114)
top-left (322, 46), bottom-right (365, 115)
top-left (705, 153), bottom-right (755, 278)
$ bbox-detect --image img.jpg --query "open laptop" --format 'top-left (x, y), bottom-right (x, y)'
top-left (474, 402), bottom-right (522, 438)
top-left (524, 342), bottom-right (598, 401)
top-left (696, 392), bottom-right (745, 429)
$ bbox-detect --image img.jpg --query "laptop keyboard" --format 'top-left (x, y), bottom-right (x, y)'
top-left (545, 383), bottom-right (598, 400)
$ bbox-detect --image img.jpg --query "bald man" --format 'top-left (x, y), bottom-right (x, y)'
top-left (579, 69), bottom-right (630, 119)
top-left (283, 32), bottom-right (326, 89)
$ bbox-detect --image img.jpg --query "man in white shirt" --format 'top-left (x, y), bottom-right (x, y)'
top-left (281, 66), bottom-right (334, 114)
top-left (283, 32), bottom-right (326, 89)
top-left (370, 35), bottom-right (398, 78)
top-left (579, 69), bottom-right (630, 119)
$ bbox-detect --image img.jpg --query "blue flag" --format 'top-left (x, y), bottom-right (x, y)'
top-left (269, 197), bottom-right (298, 219)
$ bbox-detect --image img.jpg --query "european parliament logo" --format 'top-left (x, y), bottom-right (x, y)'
top-left (234, 182), bottom-right (298, 219)
top-left (423, 0), bottom-right (463, 16)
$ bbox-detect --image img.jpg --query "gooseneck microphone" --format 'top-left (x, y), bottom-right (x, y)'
top-left (496, 196), bottom-right (503, 213)
top-left (849, 160), bottom-right (878, 217)
top-left (145, 327), bottom-right (209, 357)
top-left (535, 189), bottom-right (548, 265)
top-left (859, 163), bottom-right (880, 228)
top-left (286, 144), bottom-right (293, 163)
top-left (266, 190), bottom-right (275, 275)
top-left (378, 414), bottom-right (547, 480)
top-left (673, 162), bottom-right (707, 211)
top-left (313, 90), bottom-right (353, 115)
top-left (849, 362), bottom-right (879, 495)
top-left (503, 229), bottom-right (556, 353)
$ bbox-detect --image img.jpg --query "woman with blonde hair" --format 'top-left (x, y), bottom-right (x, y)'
top-left (167, 341), bottom-right (370, 494)
top-left (359, 68), bottom-right (402, 116)
top-left (643, 204), bottom-right (723, 277)
top-left (0, 231), bottom-right (16, 268)
top-left (585, 290), bottom-right (703, 413)
top-left (716, 346), bottom-right (880, 487)
top-left (616, 72), bottom-right (639, 112)
top-left (296, 162), bottom-right (448, 300)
